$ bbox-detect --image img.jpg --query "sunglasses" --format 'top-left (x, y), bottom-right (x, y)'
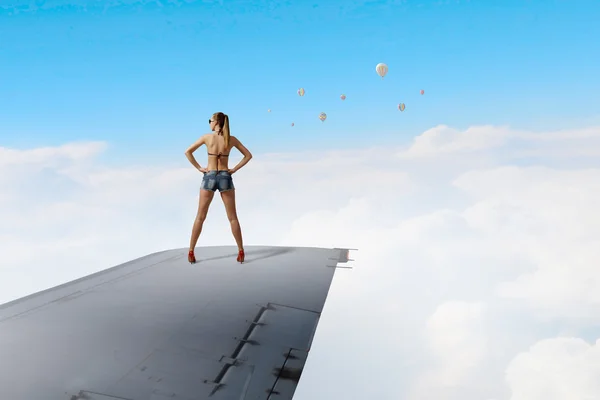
top-left (208, 119), bottom-right (213, 123)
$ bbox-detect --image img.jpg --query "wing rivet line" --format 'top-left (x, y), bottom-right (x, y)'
top-left (208, 304), bottom-right (271, 396)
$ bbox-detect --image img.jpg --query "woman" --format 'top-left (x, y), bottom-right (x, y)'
top-left (184, 112), bottom-right (253, 264)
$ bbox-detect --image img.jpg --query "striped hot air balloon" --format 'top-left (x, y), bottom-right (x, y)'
top-left (319, 112), bottom-right (327, 122)
top-left (340, 94), bottom-right (346, 100)
top-left (297, 88), bottom-right (305, 96)
top-left (398, 103), bottom-right (405, 111)
top-left (375, 63), bottom-right (388, 78)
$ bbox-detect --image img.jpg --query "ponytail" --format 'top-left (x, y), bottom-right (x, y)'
top-left (222, 114), bottom-right (230, 148)
top-left (212, 111), bottom-right (231, 148)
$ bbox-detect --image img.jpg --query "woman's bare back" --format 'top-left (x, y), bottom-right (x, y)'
top-left (204, 133), bottom-right (233, 171)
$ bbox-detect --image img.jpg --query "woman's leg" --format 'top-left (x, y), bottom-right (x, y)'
top-left (220, 189), bottom-right (243, 251)
top-left (189, 189), bottom-right (215, 252)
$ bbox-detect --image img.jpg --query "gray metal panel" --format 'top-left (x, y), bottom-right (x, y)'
top-left (270, 349), bottom-right (309, 399)
top-left (0, 245), bottom-right (347, 400)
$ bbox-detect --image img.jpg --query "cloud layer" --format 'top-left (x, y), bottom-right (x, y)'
top-left (2, 123), bottom-right (600, 399)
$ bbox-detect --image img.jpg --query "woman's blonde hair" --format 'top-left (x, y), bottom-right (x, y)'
top-left (212, 112), bottom-right (230, 148)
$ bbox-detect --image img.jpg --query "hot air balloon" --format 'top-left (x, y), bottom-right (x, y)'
top-left (268, 109), bottom-right (271, 112)
top-left (420, 89), bottom-right (424, 95)
top-left (375, 63), bottom-right (388, 79)
top-left (340, 94), bottom-right (346, 100)
top-left (319, 112), bottom-right (327, 122)
top-left (297, 88), bottom-right (305, 96)
top-left (291, 122), bottom-right (295, 127)
top-left (398, 103), bottom-right (405, 112)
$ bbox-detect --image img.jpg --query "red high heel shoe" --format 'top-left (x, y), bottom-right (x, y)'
top-left (237, 249), bottom-right (245, 263)
top-left (188, 250), bottom-right (196, 264)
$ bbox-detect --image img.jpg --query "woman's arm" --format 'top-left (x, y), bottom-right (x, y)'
top-left (184, 135), bottom-right (207, 172)
top-left (229, 136), bottom-right (252, 173)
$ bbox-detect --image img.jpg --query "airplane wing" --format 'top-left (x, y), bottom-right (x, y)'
top-left (0, 245), bottom-right (351, 400)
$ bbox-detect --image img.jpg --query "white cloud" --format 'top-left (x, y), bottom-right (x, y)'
top-left (397, 124), bottom-right (514, 158)
top-left (454, 166), bottom-right (600, 321)
top-left (426, 301), bottom-right (488, 386)
top-left (403, 301), bottom-right (492, 400)
top-left (506, 337), bottom-right (600, 400)
top-left (0, 141), bottom-right (106, 166)
top-left (398, 124), bottom-right (600, 160)
top-left (2, 123), bottom-right (600, 399)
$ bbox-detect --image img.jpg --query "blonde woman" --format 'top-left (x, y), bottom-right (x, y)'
top-left (184, 112), bottom-right (253, 264)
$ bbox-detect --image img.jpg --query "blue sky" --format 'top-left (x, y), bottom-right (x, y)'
top-left (1, 0), bottom-right (599, 162)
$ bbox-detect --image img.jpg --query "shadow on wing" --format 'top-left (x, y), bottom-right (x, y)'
top-left (199, 247), bottom-right (295, 264)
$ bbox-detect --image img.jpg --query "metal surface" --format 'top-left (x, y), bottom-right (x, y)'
top-left (0, 245), bottom-right (349, 400)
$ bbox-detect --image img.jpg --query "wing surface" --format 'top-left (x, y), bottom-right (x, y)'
top-left (0, 245), bottom-right (351, 400)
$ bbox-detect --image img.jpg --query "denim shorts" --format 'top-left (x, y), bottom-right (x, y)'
top-left (201, 170), bottom-right (235, 192)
